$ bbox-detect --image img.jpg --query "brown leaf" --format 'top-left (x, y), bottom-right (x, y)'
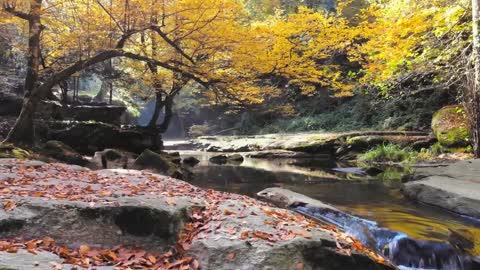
top-left (240, 230), bottom-right (250, 240)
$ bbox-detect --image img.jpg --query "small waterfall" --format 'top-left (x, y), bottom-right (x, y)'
top-left (293, 206), bottom-right (480, 270)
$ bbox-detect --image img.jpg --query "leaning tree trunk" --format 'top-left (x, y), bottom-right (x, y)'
top-left (472, 0), bottom-right (480, 157)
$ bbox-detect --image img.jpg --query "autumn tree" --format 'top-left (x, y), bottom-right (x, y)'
top-left (0, 0), bottom-right (255, 145)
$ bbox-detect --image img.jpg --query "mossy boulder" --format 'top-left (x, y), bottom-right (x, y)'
top-left (133, 149), bottom-right (193, 180)
top-left (431, 106), bottom-right (471, 147)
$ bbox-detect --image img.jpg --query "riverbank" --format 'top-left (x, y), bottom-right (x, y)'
top-left (0, 158), bottom-right (393, 270)
top-left (402, 159), bottom-right (480, 219)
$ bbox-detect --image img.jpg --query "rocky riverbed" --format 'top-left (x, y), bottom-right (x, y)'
top-left (0, 158), bottom-right (394, 270)
top-left (164, 131), bottom-right (433, 160)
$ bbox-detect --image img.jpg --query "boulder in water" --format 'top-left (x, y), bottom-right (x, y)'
top-left (183, 156), bottom-right (200, 167)
top-left (92, 149), bottom-right (137, 169)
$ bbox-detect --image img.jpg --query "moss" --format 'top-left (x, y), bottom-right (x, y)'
top-left (432, 106), bottom-right (471, 147)
top-left (0, 144), bottom-right (31, 159)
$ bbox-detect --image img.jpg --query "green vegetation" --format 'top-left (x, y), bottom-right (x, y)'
top-left (359, 144), bottom-right (417, 164)
top-left (0, 144), bottom-right (31, 159)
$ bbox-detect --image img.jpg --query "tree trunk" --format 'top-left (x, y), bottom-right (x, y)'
top-left (4, 97), bottom-right (38, 144)
top-left (158, 95), bottom-right (174, 134)
top-left (472, 0), bottom-right (480, 157)
top-left (24, 0), bottom-right (43, 96)
top-left (147, 92), bottom-right (165, 128)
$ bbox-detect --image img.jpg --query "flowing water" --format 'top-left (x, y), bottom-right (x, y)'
top-left (172, 150), bottom-right (480, 269)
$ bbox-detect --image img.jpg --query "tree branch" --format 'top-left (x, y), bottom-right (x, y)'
top-left (149, 25), bottom-right (196, 65)
top-left (2, 1), bottom-right (30, 20)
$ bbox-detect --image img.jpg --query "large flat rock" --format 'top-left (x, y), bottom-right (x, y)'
top-left (402, 159), bottom-right (480, 219)
top-left (0, 158), bottom-right (395, 269)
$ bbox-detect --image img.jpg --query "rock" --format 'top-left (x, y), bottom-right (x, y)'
top-left (257, 187), bottom-right (339, 212)
top-left (209, 154), bottom-right (244, 165)
top-left (431, 105), bottom-right (471, 147)
top-left (0, 250), bottom-right (64, 270)
top-left (41, 141), bottom-right (89, 166)
top-left (205, 145), bottom-right (222, 152)
top-left (133, 149), bottom-right (179, 175)
top-left (0, 160), bottom-right (395, 270)
top-left (209, 154), bottom-right (228, 164)
top-left (246, 150), bottom-right (330, 159)
top-left (92, 149), bottom-right (136, 169)
top-left (227, 153), bottom-right (244, 162)
top-left (185, 132), bottom-right (430, 157)
top-left (133, 149), bottom-right (193, 180)
top-left (332, 167), bottom-right (367, 176)
top-left (0, 92), bottom-right (22, 116)
top-left (402, 159), bottom-right (480, 219)
top-left (46, 122), bottom-right (159, 154)
top-left (183, 156), bottom-right (200, 167)
top-left (59, 105), bottom-right (127, 125)
top-left (387, 237), bottom-right (478, 270)
top-left (167, 152), bottom-right (182, 164)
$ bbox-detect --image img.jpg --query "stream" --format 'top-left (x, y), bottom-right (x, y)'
top-left (170, 149), bottom-right (480, 269)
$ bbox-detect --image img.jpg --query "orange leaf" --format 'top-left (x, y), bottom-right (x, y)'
top-left (240, 230), bottom-right (250, 240)
top-left (147, 255), bottom-right (157, 264)
top-left (79, 245), bottom-right (90, 256)
top-left (3, 200), bottom-right (16, 211)
top-left (224, 209), bottom-right (236, 216)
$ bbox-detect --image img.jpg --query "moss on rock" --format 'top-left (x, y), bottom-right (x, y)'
top-left (431, 106), bottom-right (471, 147)
top-left (0, 144), bottom-right (31, 159)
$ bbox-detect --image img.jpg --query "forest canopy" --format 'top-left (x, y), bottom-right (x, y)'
top-left (0, 0), bottom-right (474, 143)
